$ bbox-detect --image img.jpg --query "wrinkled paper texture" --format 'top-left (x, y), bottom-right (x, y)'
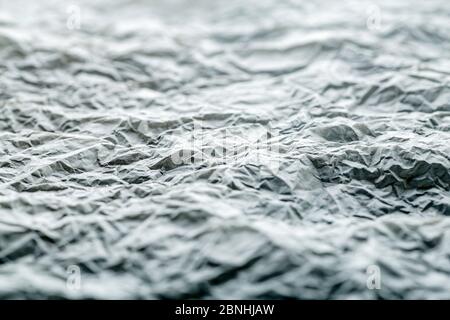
top-left (0, 0), bottom-right (449, 299)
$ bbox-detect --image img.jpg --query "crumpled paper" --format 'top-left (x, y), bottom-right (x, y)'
top-left (0, 0), bottom-right (449, 299)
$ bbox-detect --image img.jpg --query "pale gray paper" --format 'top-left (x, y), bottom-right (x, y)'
top-left (0, 0), bottom-right (449, 299)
